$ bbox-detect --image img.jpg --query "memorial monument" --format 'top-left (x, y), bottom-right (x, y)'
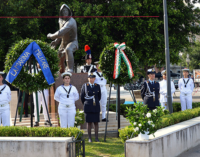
top-left (47, 4), bottom-right (78, 73)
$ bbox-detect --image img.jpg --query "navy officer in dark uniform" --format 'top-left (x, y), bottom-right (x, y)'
top-left (141, 68), bottom-right (160, 110)
top-left (80, 45), bottom-right (97, 73)
top-left (81, 73), bottom-right (101, 142)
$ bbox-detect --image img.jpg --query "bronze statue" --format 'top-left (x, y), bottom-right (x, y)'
top-left (47, 4), bottom-right (78, 73)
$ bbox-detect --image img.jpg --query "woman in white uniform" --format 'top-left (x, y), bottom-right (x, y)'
top-left (0, 71), bottom-right (11, 126)
top-left (178, 68), bottom-right (194, 111)
top-left (54, 72), bottom-right (79, 128)
top-left (159, 70), bottom-right (175, 109)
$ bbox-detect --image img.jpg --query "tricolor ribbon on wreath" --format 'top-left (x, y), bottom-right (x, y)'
top-left (113, 42), bottom-right (134, 79)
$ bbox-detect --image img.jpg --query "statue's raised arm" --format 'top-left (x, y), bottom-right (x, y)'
top-left (47, 4), bottom-right (78, 73)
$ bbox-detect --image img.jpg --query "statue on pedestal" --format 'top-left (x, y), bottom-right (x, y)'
top-left (47, 4), bottom-right (78, 73)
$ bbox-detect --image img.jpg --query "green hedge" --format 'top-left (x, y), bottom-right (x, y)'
top-left (0, 127), bottom-right (84, 140)
top-left (110, 102), bottom-right (200, 117)
top-left (119, 107), bottom-right (200, 143)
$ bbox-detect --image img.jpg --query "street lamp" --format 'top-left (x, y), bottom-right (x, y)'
top-left (179, 52), bottom-right (183, 78)
top-left (186, 54), bottom-right (190, 69)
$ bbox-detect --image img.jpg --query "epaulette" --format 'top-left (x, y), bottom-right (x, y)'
top-left (87, 83), bottom-right (89, 86)
top-left (147, 81), bottom-right (149, 83)
top-left (95, 83), bottom-right (97, 86)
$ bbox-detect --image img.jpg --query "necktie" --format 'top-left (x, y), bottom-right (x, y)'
top-left (92, 85), bottom-right (94, 88)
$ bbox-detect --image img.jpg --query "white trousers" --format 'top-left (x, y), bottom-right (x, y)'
top-left (100, 86), bottom-right (107, 119)
top-left (33, 89), bottom-right (49, 122)
top-left (58, 104), bottom-right (76, 128)
top-left (180, 94), bottom-right (192, 111)
top-left (161, 102), bottom-right (167, 109)
top-left (0, 105), bottom-right (10, 126)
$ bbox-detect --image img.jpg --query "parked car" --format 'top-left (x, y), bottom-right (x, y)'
top-left (173, 79), bottom-right (179, 90)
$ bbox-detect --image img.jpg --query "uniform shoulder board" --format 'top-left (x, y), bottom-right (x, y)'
top-left (95, 83), bottom-right (97, 86)
top-left (155, 81), bottom-right (156, 83)
top-left (147, 81), bottom-right (149, 83)
top-left (87, 83), bottom-right (89, 86)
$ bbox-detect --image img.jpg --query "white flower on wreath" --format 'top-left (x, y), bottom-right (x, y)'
top-left (152, 124), bottom-right (155, 127)
top-left (139, 124), bottom-right (142, 127)
top-left (75, 121), bottom-right (77, 124)
top-left (153, 109), bottom-right (157, 113)
top-left (135, 127), bottom-right (139, 131)
top-left (146, 113), bottom-right (151, 118)
top-left (148, 121), bottom-right (152, 125)
top-left (163, 109), bottom-right (165, 112)
top-left (133, 122), bottom-right (137, 126)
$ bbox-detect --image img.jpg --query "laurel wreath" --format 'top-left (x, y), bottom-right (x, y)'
top-left (4, 39), bottom-right (60, 93)
top-left (99, 43), bottom-right (139, 85)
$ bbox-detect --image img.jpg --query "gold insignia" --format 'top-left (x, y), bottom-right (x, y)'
top-left (87, 83), bottom-right (89, 86)
top-left (95, 83), bottom-right (97, 86)
top-left (152, 69), bottom-right (155, 72)
top-left (147, 81), bottom-right (149, 83)
top-left (91, 73), bottom-right (93, 76)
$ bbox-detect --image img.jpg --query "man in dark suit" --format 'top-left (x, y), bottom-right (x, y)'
top-left (141, 69), bottom-right (160, 110)
top-left (81, 73), bottom-right (101, 142)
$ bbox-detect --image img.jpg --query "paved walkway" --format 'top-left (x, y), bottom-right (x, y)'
top-left (177, 144), bottom-right (200, 157)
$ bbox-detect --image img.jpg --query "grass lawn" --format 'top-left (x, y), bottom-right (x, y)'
top-left (85, 137), bottom-right (125, 157)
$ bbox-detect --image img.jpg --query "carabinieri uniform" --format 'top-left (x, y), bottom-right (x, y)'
top-left (81, 74), bottom-right (101, 122)
top-left (141, 69), bottom-right (160, 110)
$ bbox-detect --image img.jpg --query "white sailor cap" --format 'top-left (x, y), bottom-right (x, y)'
top-left (161, 70), bottom-right (166, 76)
top-left (147, 68), bottom-right (156, 75)
top-left (61, 72), bottom-right (72, 77)
top-left (182, 68), bottom-right (189, 72)
top-left (94, 61), bottom-right (99, 65)
top-left (0, 71), bottom-right (5, 75)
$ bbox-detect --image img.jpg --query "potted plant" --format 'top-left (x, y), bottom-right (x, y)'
top-left (126, 102), bottom-right (166, 140)
top-left (75, 109), bottom-right (85, 129)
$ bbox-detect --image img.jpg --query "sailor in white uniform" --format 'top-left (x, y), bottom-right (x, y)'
top-left (0, 71), bottom-right (11, 126)
top-left (159, 70), bottom-right (176, 109)
top-left (32, 63), bottom-right (50, 127)
top-left (91, 61), bottom-right (108, 122)
top-left (54, 72), bottom-right (79, 128)
top-left (178, 68), bottom-right (194, 111)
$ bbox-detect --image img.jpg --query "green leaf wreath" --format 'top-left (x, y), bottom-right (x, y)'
top-left (4, 38), bottom-right (60, 93)
top-left (99, 43), bottom-right (139, 85)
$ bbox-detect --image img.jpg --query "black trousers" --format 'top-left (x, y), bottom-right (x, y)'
top-left (24, 93), bottom-right (34, 115)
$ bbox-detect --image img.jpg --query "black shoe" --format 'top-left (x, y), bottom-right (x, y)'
top-left (102, 118), bottom-right (109, 122)
top-left (88, 138), bottom-right (92, 143)
top-left (95, 138), bottom-right (100, 142)
top-left (34, 122), bottom-right (39, 127)
top-left (44, 120), bottom-right (50, 125)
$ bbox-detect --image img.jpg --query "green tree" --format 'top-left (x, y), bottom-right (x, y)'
top-left (1, 0), bottom-right (200, 77)
top-left (181, 41), bottom-right (200, 70)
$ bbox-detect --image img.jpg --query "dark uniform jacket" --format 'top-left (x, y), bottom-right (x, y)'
top-left (81, 65), bottom-right (97, 73)
top-left (81, 83), bottom-right (101, 113)
top-left (141, 81), bottom-right (160, 108)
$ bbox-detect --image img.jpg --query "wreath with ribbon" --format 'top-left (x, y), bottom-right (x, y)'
top-left (99, 42), bottom-right (139, 85)
top-left (4, 39), bottom-right (60, 93)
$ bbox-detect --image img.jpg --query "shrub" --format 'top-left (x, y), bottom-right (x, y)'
top-left (0, 127), bottom-right (84, 140)
top-left (119, 107), bottom-right (200, 144)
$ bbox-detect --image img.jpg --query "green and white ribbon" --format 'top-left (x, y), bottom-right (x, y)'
top-left (113, 42), bottom-right (134, 79)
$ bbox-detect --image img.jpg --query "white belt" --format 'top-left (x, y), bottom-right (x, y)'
top-left (180, 93), bottom-right (191, 96)
top-left (60, 103), bottom-right (74, 108)
top-left (0, 104), bottom-right (8, 107)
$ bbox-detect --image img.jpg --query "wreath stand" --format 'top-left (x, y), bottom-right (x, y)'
top-left (13, 57), bottom-right (52, 127)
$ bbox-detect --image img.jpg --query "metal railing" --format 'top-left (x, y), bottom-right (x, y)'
top-left (67, 133), bottom-right (85, 157)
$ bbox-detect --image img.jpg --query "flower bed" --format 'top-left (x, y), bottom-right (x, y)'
top-left (119, 107), bottom-right (200, 143)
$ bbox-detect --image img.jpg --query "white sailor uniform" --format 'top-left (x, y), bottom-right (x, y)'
top-left (92, 72), bottom-right (107, 120)
top-left (159, 80), bottom-right (175, 109)
top-left (31, 67), bottom-right (49, 122)
top-left (54, 85), bottom-right (79, 128)
top-left (80, 64), bottom-right (97, 73)
top-left (178, 78), bottom-right (194, 111)
top-left (0, 84), bottom-right (11, 126)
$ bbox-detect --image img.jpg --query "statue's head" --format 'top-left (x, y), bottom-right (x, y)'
top-left (60, 4), bottom-right (72, 17)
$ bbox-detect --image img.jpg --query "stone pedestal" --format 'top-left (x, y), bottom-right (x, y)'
top-left (10, 91), bottom-right (18, 118)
